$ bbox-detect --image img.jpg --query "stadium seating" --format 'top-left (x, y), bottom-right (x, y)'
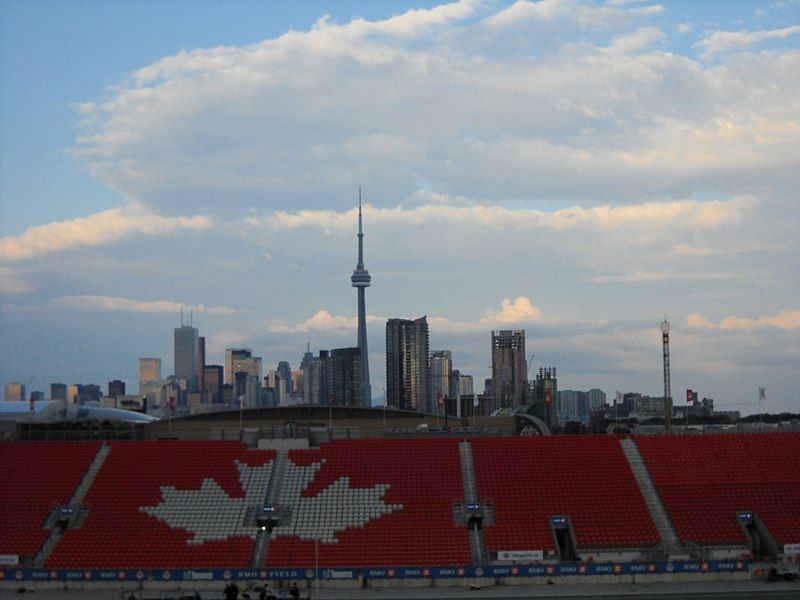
top-left (264, 438), bottom-right (471, 567)
top-left (46, 440), bottom-right (275, 568)
top-left (0, 441), bottom-right (100, 558)
top-left (635, 433), bottom-right (800, 546)
top-left (3, 433), bottom-right (798, 570)
top-left (471, 436), bottom-right (660, 553)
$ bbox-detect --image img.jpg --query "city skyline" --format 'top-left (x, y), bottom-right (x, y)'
top-left (1, 1), bottom-right (798, 414)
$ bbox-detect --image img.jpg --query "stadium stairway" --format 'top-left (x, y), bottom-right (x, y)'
top-left (33, 443), bottom-right (111, 567)
top-left (249, 450), bottom-right (288, 567)
top-left (619, 438), bottom-right (683, 559)
top-left (458, 440), bottom-right (488, 564)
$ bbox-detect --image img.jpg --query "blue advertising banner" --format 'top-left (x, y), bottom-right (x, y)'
top-left (0, 560), bottom-right (748, 582)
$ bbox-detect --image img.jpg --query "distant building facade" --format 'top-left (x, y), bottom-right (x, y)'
top-left (174, 323), bottom-right (201, 393)
top-left (107, 380), bottom-right (126, 398)
top-left (491, 330), bottom-right (528, 408)
top-left (203, 365), bottom-right (223, 403)
top-left (5, 383), bottom-right (26, 402)
top-left (386, 316), bottom-right (429, 411)
top-left (330, 347), bottom-right (362, 407)
top-left (429, 350), bottom-right (452, 413)
top-left (50, 383), bottom-right (67, 401)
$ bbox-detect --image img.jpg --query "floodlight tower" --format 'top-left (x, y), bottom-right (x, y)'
top-left (661, 319), bottom-right (672, 433)
top-left (351, 190), bottom-right (372, 407)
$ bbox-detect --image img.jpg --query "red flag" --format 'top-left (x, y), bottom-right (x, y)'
top-left (686, 389), bottom-right (697, 403)
top-left (437, 392), bottom-right (444, 408)
top-left (169, 395), bottom-right (176, 410)
top-left (545, 390), bottom-right (552, 406)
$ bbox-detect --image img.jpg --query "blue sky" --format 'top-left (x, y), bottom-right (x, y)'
top-left (1, 0), bottom-right (798, 414)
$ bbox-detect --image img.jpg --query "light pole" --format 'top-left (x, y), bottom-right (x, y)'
top-left (661, 319), bottom-right (672, 434)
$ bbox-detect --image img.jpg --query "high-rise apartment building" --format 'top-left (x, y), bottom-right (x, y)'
top-left (386, 316), bottom-right (429, 412)
top-left (174, 322), bottom-right (201, 393)
top-left (302, 350), bottom-right (332, 405)
top-left (491, 329), bottom-right (528, 408)
top-left (429, 350), bottom-right (452, 413)
top-left (331, 347), bottom-right (362, 407)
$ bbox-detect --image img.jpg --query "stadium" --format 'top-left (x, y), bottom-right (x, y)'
top-left (2, 408), bottom-right (799, 598)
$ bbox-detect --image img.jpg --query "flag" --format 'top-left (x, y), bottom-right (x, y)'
top-left (686, 389), bottom-right (698, 403)
top-left (473, 393), bottom-right (479, 407)
top-left (169, 395), bottom-right (176, 411)
top-left (29, 395), bottom-right (35, 413)
top-left (437, 392), bottom-right (444, 408)
top-left (544, 390), bottom-right (552, 407)
top-left (328, 393), bottom-right (334, 406)
top-left (758, 387), bottom-right (766, 401)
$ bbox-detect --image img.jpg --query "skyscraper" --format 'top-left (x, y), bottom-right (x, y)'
top-left (429, 350), bottom-right (452, 412)
top-left (350, 191), bottom-right (372, 407)
top-left (386, 316), bottom-right (429, 412)
top-left (225, 349), bottom-right (252, 385)
top-left (174, 318), bottom-right (200, 393)
top-left (491, 330), bottom-right (528, 408)
top-left (331, 347), bottom-right (362, 406)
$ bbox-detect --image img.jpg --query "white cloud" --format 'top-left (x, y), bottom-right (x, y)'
top-left (719, 310), bottom-right (800, 331)
top-left (698, 24), bottom-right (800, 56)
top-left (262, 197), bottom-right (755, 233)
top-left (68, 2), bottom-right (800, 216)
top-left (52, 295), bottom-right (236, 315)
top-left (267, 297), bottom-right (541, 335)
top-left (484, 0), bottom-right (565, 28)
top-left (480, 296), bottom-right (541, 325)
top-left (605, 27), bottom-right (665, 54)
top-left (0, 204), bottom-right (212, 262)
top-left (687, 313), bottom-right (715, 330)
top-left (0, 267), bottom-right (32, 294)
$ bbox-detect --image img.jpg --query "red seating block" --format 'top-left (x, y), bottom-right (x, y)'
top-left (0, 441), bottom-right (100, 557)
top-left (471, 436), bottom-right (659, 553)
top-left (636, 433), bottom-right (800, 546)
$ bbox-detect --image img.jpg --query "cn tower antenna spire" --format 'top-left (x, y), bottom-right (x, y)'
top-left (351, 188), bottom-right (371, 407)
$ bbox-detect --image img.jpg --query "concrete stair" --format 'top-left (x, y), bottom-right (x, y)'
top-left (620, 438), bottom-right (684, 558)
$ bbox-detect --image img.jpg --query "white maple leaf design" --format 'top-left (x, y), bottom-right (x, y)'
top-left (141, 460), bottom-right (272, 544)
top-left (140, 457), bottom-right (402, 545)
top-left (271, 459), bottom-right (402, 543)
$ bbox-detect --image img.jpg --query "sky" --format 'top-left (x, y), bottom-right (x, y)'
top-left (1, 0), bottom-right (798, 415)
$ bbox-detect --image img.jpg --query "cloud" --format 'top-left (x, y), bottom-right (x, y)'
top-left (719, 310), bottom-right (800, 331)
top-left (0, 267), bottom-right (33, 294)
top-left (698, 25), bottom-right (800, 56)
top-left (268, 310), bottom-right (385, 334)
top-left (687, 313), bottom-right (715, 330)
top-left (51, 295), bottom-right (236, 315)
top-left (480, 296), bottom-right (541, 325)
top-left (267, 297), bottom-right (541, 335)
top-left (67, 1), bottom-right (800, 215)
top-left (0, 204), bottom-right (212, 262)
top-left (262, 197), bottom-right (755, 233)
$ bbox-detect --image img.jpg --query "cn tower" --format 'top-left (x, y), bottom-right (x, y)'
top-left (351, 190), bottom-right (372, 407)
